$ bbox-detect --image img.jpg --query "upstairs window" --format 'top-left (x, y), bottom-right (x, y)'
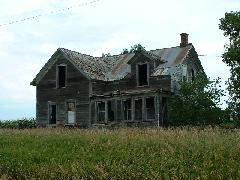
top-left (57, 65), bottom-right (66, 88)
top-left (137, 63), bottom-right (149, 86)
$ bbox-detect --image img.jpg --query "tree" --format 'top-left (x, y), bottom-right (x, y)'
top-left (121, 44), bottom-right (145, 54)
top-left (219, 11), bottom-right (240, 119)
top-left (169, 73), bottom-right (226, 126)
top-left (101, 53), bottom-right (111, 57)
top-left (121, 48), bottom-right (129, 54)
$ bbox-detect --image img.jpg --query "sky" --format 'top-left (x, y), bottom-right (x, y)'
top-left (0, 0), bottom-right (239, 120)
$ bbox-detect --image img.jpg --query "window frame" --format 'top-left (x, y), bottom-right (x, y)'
top-left (136, 62), bottom-right (149, 87)
top-left (48, 101), bottom-right (57, 125)
top-left (97, 101), bottom-right (106, 123)
top-left (145, 96), bottom-right (155, 121)
top-left (65, 99), bottom-right (76, 125)
top-left (134, 98), bottom-right (143, 121)
top-left (56, 64), bottom-right (67, 89)
top-left (122, 98), bottom-right (132, 121)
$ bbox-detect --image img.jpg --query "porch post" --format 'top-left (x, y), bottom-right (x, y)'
top-left (114, 99), bottom-right (117, 121)
top-left (156, 95), bottom-right (160, 127)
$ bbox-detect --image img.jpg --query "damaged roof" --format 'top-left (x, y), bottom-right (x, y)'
top-left (31, 44), bottom-right (193, 85)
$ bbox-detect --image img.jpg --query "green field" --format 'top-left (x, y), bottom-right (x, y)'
top-left (0, 128), bottom-right (239, 179)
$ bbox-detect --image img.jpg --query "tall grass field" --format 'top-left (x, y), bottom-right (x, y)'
top-left (0, 128), bottom-right (239, 179)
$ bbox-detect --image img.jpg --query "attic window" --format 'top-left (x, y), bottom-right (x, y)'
top-left (137, 63), bottom-right (149, 86)
top-left (57, 65), bottom-right (66, 88)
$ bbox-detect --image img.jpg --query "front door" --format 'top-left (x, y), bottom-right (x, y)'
top-left (67, 102), bottom-right (76, 124)
top-left (49, 103), bottom-right (57, 124)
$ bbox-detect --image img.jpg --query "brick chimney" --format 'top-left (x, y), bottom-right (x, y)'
top-left (180, 33), bottom-right (189, 47)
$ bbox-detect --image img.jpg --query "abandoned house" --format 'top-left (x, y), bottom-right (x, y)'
top-left (31, 33), bottom-right (204, 127)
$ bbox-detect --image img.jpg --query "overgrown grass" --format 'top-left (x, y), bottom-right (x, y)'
top-left (0, 128), bottom-right (239, 179)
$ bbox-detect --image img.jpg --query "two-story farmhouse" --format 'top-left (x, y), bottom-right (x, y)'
top-left (31, 33), bottom-right (204, 127)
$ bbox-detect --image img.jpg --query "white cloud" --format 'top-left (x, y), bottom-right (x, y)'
top-left (0, 0), bottom-right (239, 119)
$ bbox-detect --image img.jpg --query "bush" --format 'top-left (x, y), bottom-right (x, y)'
top-left (0, 118), bottom-right (36, 129)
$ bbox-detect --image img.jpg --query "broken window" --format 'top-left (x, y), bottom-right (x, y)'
top-left (67, 102), bottom-right (76, 124)
top-left (57, 65), bottom-right (66, 88)
top-left (146, 97), bottom-right (155, 120)
top-left (182, 65), bottom-right (187, 81)
top-left (97, 101), bottom-right (105, 123)
top-left (135, 99), bottom-right (143, 121)
top-left (138, 64), bottom-right (148, 86)
top-left (123, 99), bottom-right (132, 120)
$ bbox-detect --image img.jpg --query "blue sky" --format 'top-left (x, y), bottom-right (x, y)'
top-left (0, 0), bottom-right (239, 120)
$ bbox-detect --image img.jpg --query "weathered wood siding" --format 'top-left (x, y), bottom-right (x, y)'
top-left (36, 57), bottom-right (90, 127)
top-left (182, 46), bottom-right (204, 78)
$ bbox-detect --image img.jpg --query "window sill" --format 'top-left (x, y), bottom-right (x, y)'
top-left (137, 85), bottom-right (149, 88)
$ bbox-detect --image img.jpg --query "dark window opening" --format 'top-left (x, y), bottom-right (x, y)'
top-left (57, 66), bottom-right (66, 88)
top-left (191, 69), bottom-right (195, 81)
top-left (135, 99), bottom-right (143, 121)
top-left (138, 64), bottom-right (148, 86)
top-left (97, 102), bottom-right (105, 123)
top-left (49, 104), bottom-right (56, 124)
top-left (146, 97), bottom-right (155, 120)
top-left (107, 101), bottom-right (114, 121)
top-left (123, 99), bottom-right (132, 120)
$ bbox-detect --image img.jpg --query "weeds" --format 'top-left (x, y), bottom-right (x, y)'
top-left (0, 128), bottom-right (239, 179)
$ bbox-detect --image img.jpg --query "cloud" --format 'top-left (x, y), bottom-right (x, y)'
top-left (0, 0), bottom-right (239, 119)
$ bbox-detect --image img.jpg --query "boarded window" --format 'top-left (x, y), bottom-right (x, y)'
top-left (123, 99), bottom-right (132, 120)
top-left (135, 99), bottom-right (142, 121)
top-left (138, 64), bottom-right (148, 86)
top-left (146, 97), bottom-right (155, 120)
top-left (97, 102), bottom-right (105, 123)
top-left (67, 102), bottom-right (76, 124)
top-left (57, 66), bottom-right (66, 88)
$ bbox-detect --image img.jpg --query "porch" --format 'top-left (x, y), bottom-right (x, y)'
top-left (90, 90), bottom-right (170, 127)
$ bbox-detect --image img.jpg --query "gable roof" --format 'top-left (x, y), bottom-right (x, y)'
top-left (31, 44), bottom-right (194, 85)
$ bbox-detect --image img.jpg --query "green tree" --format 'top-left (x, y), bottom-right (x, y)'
top-left (129, 44), bottom-right (145, 53)
top-left (169, 73), bottom-right (226, 126)
top-left (219, 11), bottom-right (240, 119)
top-left (121, 48), bottom-right (129, 54)
top-left (121, 44), bottom-right (145, 54)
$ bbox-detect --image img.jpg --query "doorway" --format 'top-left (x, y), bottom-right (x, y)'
top-left (49, 103), bottom-right (57, 124)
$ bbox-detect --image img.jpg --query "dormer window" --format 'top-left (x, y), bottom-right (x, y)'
top-left (137, 63), bottom-right (149, 86)
top-left (57, 65), bottom-right (66, 88)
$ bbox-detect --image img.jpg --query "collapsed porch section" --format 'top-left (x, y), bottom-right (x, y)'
top-left (90, 89), bottom-right (170, 127)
